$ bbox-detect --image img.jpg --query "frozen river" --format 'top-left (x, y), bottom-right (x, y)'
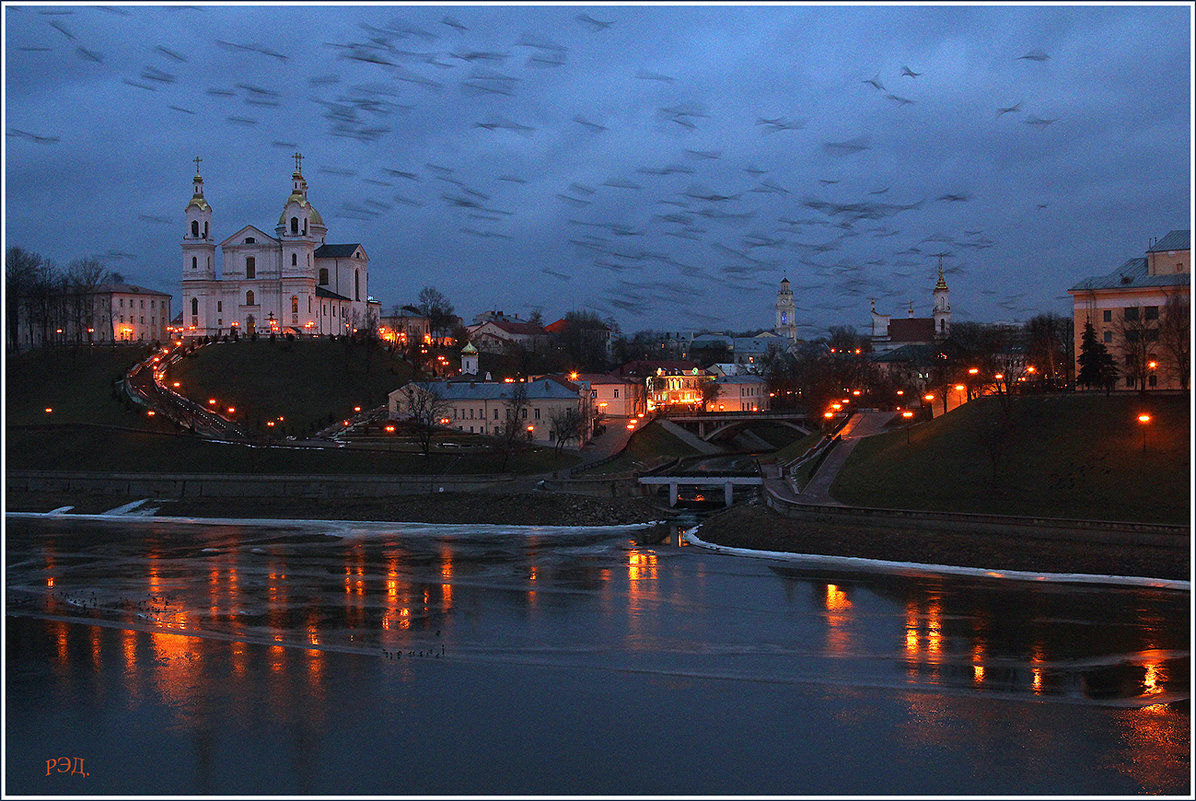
top-left (5, 513), bottom-right (1190, 795)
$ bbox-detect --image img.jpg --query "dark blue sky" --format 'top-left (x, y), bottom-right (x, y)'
top-left (4, 3), bottom-right (1191, 336)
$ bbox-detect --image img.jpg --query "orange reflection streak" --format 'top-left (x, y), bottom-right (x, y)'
top-left (439, 545), bottom-right (455, 610)
top-left (1030, 642), bottom-right (1045, 694)
top-left (1112, 702), bottom-right (1189, 793)
top-left (52, 619), bottom-right (69, 666)
top-left (231, 642), bottom-right (247, 679)
top-left (208, 562), bottom-right (220, 618)
top-left (90, 626), bottom-right (102, 669)
top-left (925, 598), bottom-right (942, 658)
top-left (824, 584), bottom-right (852, 654)
top-left (972, 641), bottom-right (985, 685)
top-left (904, 600), bottom-right (920, 658)
top-left (148, 629), bottom-right (206, 721)
top-left (381, 548), bottom-right (405, 648)
top-left (269, 644), bottom-right (285, 673)
top-left (1141, 659), bottom-right (1166, 696)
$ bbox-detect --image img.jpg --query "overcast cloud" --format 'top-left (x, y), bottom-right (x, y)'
top-left (4, 3), bottom-right (1191, 336)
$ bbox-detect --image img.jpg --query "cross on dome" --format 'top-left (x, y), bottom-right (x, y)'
top-left (193, 155), bottom-right (202, 176)
top-left (293, 151), bottom-right (304, 174)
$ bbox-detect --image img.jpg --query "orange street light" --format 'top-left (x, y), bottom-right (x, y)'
top-left (852, 389), bottom-right (861, 396)
top-left (385, 424), bottom-right (396, 433)
top-left (227, 407), bottom-right (236, 414)
top-left (147, 410), bottom-right (155, 417)
top-left (823, 411), bottom-right (834, 420)
top-left (1148, 360), bottom-right (1158, 370)
top-left (896, 390), bottom-right (904, 396)
top-left (44, 407), bottom-right (53, 414)
top-left (208, 399), bottom-right (217, 406)
top-left (173, 381), bottom-right (181, 388)
top-left (1137, 412), bottom-right (1151, 452)
top-left (1026, 365), bottom-right (1036, 374)
top-left (994, 373), bottom-right (1004, 381)
top-left (831, 403), bottom-right (842, 410)
top-left (954, 384), bottom-right (966, 391)
top-left (968, 367), bottom-right (979, 375)
top-left (902, 409), bottom-right (914, 444)
top-left (923, 394), bottom-right (934, 402)
top-left (266, 420), bottom-right (275, 427)
top-left (353, 406), bottom-right (362, 413)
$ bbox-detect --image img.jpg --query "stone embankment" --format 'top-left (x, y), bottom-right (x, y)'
top-left (5, 489), bottom-right (672, 527)
top-left (696, 499), bottom-right (1190, 582)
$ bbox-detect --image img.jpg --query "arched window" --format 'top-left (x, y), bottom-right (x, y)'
top-left (318, 267), bottom-right (328, 285)
top-left (291, 253), bottom-right (297, 266)
top-left (355, 270), bottom-right (360, 300)
top-left (203, 221), bottom-right (208, 238)
top-left (191, 220), bottom-right (199, 237)
top-left (291, 296), bottom-right (299, 315)
top-left (245, 257), bottom-right (255, 279)
top-left (246, 290), bottom-right (255, 306)
top-left (191, 298), bottom-right (198, 315)
top-left (291, 216), bottom-right (299, 235)
top-left (191, 256), bottom-right (197, 270)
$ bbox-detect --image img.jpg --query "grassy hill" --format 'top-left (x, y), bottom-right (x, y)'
top-left (166, 338), bottom-right (415, 437)
top-left (832, 393), bottom-right (1190, 524)
top-left (5, 342), bottom-right (577, 475)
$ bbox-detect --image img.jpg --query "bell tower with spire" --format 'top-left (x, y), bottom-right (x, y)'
top-left (182, 156), bottom-right (217, 332)
top-left (775, 277), bottom-right (797, 340)
top-left (932, 256), bottom-right (951, 338)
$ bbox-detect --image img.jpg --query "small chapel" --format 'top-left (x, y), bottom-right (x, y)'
top-left (869, 264), bottom-right (951, 353)
top-left (180, 154), bottom-right (374, 338)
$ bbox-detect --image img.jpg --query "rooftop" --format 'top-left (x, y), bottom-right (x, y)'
top-left (1069, 257), bottom-right (1191, 292)
top-left (1147, 229), bottom-right (1190, 253)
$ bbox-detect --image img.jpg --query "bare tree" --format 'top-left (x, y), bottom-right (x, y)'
top-left (1116, 305), bottom-right (1158, 392)
top-left (701, 378), bottom-right (721, 411)
top-left (1158, 292), bottom-right (1190, 390)
top-left (497, 382), bottom-right (531, 469)
top-left (548, 405), bottom-right (585, 455)
top-left (395, 382), bottom-right (454, 456)
top-left (417, 286), bottom-right (455, 341)
top-left (6, 247), bottom-right (42, 352)
top-left (1025, 312), bottom-right (1073, 385)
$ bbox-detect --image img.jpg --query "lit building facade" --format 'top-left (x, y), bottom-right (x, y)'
top-left (180, 154), bottom-right (372, 338)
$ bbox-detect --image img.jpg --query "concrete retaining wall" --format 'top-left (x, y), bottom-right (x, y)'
top-left (7, 470), bottom-right (516, 499)
top-left (761, 483), bottom-right (1188, 550)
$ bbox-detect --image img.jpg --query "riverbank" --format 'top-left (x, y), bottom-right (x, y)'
top-left (695, 500), bottom-right (1190, 582)
top-left (3, 490), bottom-right (671, 527)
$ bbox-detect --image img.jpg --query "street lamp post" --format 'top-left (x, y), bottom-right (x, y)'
top-left (902, 410), bottom-right (914, 444)
top-left (1137, 413), bottom-right (1151, 452)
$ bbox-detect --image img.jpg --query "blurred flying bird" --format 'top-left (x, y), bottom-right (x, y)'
top-left (900, 65), bottom-right (922, 77)
top-left (576, 13), bottom-right (613, 31)
top-left (996, 101), bottom-right (1023, 117)
top-left (1018, 49), bottom-right (1050, 61)
top-left (862, 74), bottom-right (885, 91)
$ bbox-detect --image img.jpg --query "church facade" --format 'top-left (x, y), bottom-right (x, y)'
top-left (869, 266), bottom-right (951, 353)
top-left (181, 155), bottom-right (373, 338)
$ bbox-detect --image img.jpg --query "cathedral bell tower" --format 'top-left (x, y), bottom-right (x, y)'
top-left (932, 258), bottom-right (951, 338)
top-left (276, 152), bottom-right (325, 281)
top-left (775, 277), bottom-right (797, 340)
top-left (181, 156), bottom-right (217, 334)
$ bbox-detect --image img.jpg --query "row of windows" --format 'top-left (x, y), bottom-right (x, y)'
top-left (118, 315), bottom-right (155, 326)
top-left (118, 298), bottom-right (160, 309)
top-left (1102, 306), bottom-right (1159, 323)
top-left (452, 407), bottom-right (541, 420)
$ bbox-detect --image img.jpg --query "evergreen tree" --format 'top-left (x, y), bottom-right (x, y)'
top-left (1076, 320), bottom-right (1117, 390)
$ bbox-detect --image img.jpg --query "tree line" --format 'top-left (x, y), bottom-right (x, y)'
top-left (7, 246), bottom-right (125, 352)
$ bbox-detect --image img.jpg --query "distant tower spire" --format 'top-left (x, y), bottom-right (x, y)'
top-left (932, 254), bottom-right (951, 338)
top-left (293, 151), bottom-right (304, 174)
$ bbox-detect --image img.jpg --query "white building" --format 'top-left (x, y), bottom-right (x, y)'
top-left (713, 374), bottom-right (770, 412)
top-left (775, 277), bottom-right (797, 340)
top-left (388, 378), bottom-right (592, 447)
top-left (180, 154), bottom-right (373, 339)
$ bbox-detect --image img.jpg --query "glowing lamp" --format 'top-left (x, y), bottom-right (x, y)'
top-left (994, 373), bottom-right (1004, 380)
top-left (147, 410), bottom-right (155, 417)
top-left (968, 367), bottom-right (979, 375)
top-left (208, 399), bottom-right (217, 405)
top-left (1138, 413), bottom-right (1152, 424)
top-left (227, 407), bottom-right (236, 414)
top-left (923, 394), bottom-right (934, 401)
top-left (823, 411), bottom-right (834, 419)
top-left (902, 411), bottom-right (914, 419)
top-left (44, 407), bottom-right (53, 414)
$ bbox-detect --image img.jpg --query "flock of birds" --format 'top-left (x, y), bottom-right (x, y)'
top-left (7, 6), bottom-right (1076, 333)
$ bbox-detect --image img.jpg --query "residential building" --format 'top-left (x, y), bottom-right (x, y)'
top-left (574, 372), bottom-right (644, 418)
top-left (388, 377), bottom-right (591, 447)
top-left (379, 306), bottom-right (431, 347)
top-left (10, 282), bottom-right (174, 348)
top-left (1068, 229), bottom-right (1190, 390)
top-left (465, 319), bottom-right (549, 354)
top-left (712, 374), bottom-right (770, 412)
top-left (180, 154), bottom-right (373, 339)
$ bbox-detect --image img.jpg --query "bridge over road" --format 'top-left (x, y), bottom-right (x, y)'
top-left (662, 410), bottom-right (814, 441)
top-left (639, 475), bottom-right (763, 507)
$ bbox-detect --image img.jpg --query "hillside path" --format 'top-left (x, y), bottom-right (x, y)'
top-left (793, 410), bottom-right (895, 505)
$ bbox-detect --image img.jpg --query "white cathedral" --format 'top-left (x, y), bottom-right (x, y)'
top-left (181, 155), bottom-right (374, 338)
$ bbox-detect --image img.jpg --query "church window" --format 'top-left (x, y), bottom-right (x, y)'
top-left (140, 300), bottom-right (145, 309)
top-left (292, 253), bottom-right (298, 266)
top-left (319, 268), bottom-right (328, 285)
top-left (303, 219), bottom-right (307, 235)
top-left (246, 257), bottom-right (255, 279)
top-left (140, 317), bottom-right (144, 324)
top-left (203, 221), bottom-right (208, 238)
top-left (191, 220), bottom-right (199, 237)
top-left (217, 301), bottom-right (222, 312)
top-left (246, 290), bottom-right (255, 306)
top-left (245, 237), bottom-right (255, 244)
top-left (308, 297), bottom-right (312, 313)
top-left (355, 270), bottom-right (360, 301)
top-left (534, 408), bottom-right (540, 420)
top-left (192, 256), bottom-right (197, 270)
top-left (291, 296), bottom-right (299, 315)
top-left (291, 217), bottom-right (299, 235)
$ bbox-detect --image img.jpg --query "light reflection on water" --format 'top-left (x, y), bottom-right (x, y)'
top-left (5, 515), bottom-right (1190, 794)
